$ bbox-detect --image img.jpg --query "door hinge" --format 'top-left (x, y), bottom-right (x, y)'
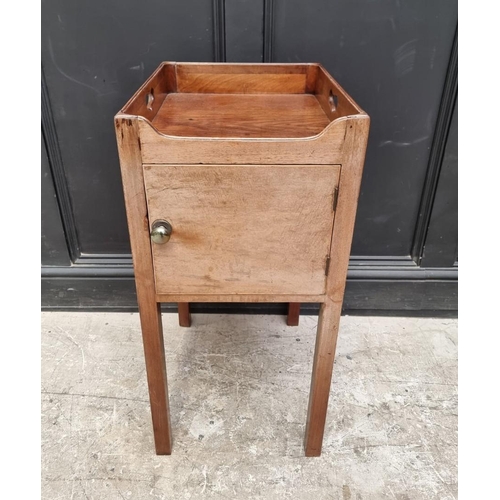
top-left (332, 187), bottom-right (339, 212)
top-left (325, 256), bottom-right (331, 276)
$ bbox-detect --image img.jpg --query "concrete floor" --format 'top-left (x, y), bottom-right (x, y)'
top-left (41, 312), bottom-right (457, 500)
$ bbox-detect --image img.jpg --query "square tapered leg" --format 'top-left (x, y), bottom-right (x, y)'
top-left (287, 302), bottom-right (301, 326)
top-left (304, 299), bottom-right (341, 456)
top-left (178, 302), bottom-right (191, 327)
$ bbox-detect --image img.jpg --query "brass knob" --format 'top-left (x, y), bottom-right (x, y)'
top-left (151, 220), bottom-right (172, 245)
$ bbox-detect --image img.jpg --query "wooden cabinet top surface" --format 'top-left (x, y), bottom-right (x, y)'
top-left (116, 63), bottom-right (366, 141)
top-left (151, 93), bottom-right (330, 138)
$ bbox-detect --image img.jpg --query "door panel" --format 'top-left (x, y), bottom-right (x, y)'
top-left (144, 164), bottom-right (340, 295)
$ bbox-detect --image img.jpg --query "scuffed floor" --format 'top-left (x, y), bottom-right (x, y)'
top-left (41, 313), bottom-right (457, 499)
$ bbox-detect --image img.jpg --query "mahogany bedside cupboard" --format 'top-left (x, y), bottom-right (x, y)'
top-left (114, 62), bottom-right (370, 457)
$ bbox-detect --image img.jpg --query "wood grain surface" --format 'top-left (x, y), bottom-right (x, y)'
top-left (114, 116), bottom-right (172, 455)
top-left (287, 302), bottom-right (301, 326)
top-left (175, 63), bottom-right (309, 94)
top-left (156, 294), bottom-right (326, 303)
top-left (139, 118), bottom-right (347, 164)
top-left (151, 93), bottom-right (330, 138)
top-left (177, 302), bottom-right (191, 327)
top-left (304, 299), bottom-right (342, 456)
top-left (314, 67), bottom-right (360, 121)
top-left (143, 164), bottom-right (340, 295)
top-left (121, 64), bottom-right (175, 122)
top-left (304, 115), bottom-right (370, 456)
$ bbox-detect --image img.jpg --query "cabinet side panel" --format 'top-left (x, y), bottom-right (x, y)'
top-left (326, 116), bottom-right (370, 301)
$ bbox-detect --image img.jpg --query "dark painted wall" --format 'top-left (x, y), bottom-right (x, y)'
top-left (41, 134), bottom-right (69, 266)
top-left (41, 0), bottom-right (458, 314)
top-left (272, 0), bottom-right (457, 257)
top-left (421, 99), bottom-right (458, 268)
top-left (42, 0), bottom-right (215, 256)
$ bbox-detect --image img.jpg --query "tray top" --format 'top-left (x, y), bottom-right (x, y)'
top-left (117, 63), bottom-right (365, 140)
top-left (151, 93), bottom-right (330, 138)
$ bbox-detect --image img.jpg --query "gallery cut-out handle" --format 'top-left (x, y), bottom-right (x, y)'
top-left (328, 90), bottom-right (338, 112)
top-left (146, 89), bottom-right (155, 111)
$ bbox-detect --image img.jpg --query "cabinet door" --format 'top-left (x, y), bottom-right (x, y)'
top-left (143, 164), bottom-right (340, 295)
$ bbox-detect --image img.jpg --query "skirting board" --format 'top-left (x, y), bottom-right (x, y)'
top-left (41, 276), bottom-right (457, 317)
